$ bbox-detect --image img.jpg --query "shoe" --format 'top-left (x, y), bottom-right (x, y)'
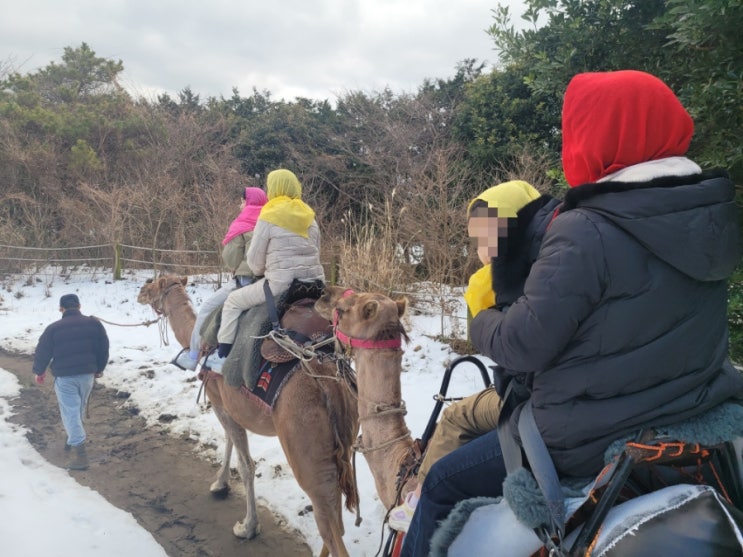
top-left (68, 443), bottom-right (89, 471)
top-left (388, 491), bottom-right (418, 533)
top-left (63, 442), bottom-right (71, 452)
top-left (171, 348), bottom-right (197, 371)
top-left (204, 353), bottom-right (227, 373)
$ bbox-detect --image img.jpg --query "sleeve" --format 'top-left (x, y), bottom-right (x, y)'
top-left (471, 211), bottom-right (607, 373)
top-left (246, 220), bottom-right (270, 276)
top-left (96, 322), bottom-right (110, 372)
top-left (221, 234), bottom-right (246, 272)
top-left (32, 326), bottom-right (53, 375)
top-left (310, 221), bottom-right (321, 252)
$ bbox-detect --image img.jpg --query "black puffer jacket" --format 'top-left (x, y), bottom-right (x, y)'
top-left (471, 169), bottom-right (743, 477)
top-left (33, 309), bottom-right (110, 377)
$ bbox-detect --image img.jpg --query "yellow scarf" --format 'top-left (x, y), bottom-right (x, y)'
top-left (464, 264), bottom-right (496, 317)
top-left (259, 169), bottom-right (315, 237)
top-left (259, 197), bottom-right (315, 237)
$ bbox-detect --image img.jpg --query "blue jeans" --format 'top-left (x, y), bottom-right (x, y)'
top-left (54, 374), bottom-right (95, 447)
top-left (400, 428), bottom-right (507, 557)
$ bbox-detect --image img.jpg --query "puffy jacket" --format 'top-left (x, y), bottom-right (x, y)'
top-left (33, 309), bottom-right (110, 377)
top-left (247, 219), bottom-right (324, 289)
top-left (221, 231), bottom-right (257, 278)
top-left (471, 169), bottom-right (743, 477)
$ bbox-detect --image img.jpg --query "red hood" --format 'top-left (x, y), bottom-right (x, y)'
top-left (561, 70), bottom-right (694, 187)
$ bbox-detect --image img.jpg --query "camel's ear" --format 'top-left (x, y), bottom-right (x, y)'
top-left (396, 297), bottom-right (408, 318)
top-left (157, 277), bottom-right (169, 289)
top-left (180, 276), bottom-right (188, 286)
top-left (362, 300), bottom-right (379, 320)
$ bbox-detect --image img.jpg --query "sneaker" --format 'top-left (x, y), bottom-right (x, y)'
top-left (388, 491), bottom-right (418, 533)
top-left (204, 353), bottom-right (227, 373)
top-left (171, 349), bottom-right (197, 371)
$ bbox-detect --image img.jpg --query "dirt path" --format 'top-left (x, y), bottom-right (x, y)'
top-left (0, 349), bottom-right (312, 557)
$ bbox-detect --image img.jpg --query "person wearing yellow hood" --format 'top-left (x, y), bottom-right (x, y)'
top-left (390, 180), bottom-right (559, 536)
top-left (215, 169), bottom-right (325, 360)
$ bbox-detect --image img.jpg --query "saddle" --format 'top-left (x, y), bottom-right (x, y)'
top-left (260, 298), bottom-right (334, 363)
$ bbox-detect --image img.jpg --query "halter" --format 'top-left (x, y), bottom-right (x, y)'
top-left (332, 289), bottom-right (403, 350)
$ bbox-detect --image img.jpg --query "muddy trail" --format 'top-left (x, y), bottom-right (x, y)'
top-left (0, 349), bottom-right (312, 557)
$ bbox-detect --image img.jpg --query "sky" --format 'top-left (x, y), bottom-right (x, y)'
top-left (0, 269), bottom-right (492, 556)
top-left (1, 0), bottom-right (527, 103)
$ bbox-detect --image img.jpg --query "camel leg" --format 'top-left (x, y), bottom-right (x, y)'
top-left (212, 405), bottom-right (260, 539)
top-left (289, 449), bottom-right (348, 557)
top-left (209, 433), bottom-right (233, 497)
top-left (275, 383), bottom-right (350, 557)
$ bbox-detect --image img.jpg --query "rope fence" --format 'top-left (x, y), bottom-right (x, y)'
top-left (0, 242), bottom-right (222, 281)
top-left (0, 242), bottom-right (468, 337)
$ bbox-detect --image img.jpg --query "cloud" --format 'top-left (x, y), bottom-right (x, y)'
top-left (1, 0), bottom-right (525, 102)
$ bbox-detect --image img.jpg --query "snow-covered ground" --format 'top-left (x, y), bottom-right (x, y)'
top-left (0, 268), bottom-right (492, 556)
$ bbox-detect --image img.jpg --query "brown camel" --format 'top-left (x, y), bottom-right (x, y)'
top-left (137, 275), bottom-right (359, 557)
top-left (315, 286), bottom-right (416, 510)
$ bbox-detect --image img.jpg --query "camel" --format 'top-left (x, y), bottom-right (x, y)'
top-left (314, 286), bottom-right (416, 510)
top-left (137, 275), bottom-right (360, 557)
top-left (136, 275), bottom-right (195, 349)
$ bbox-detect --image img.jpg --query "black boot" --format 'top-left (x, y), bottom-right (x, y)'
top-left (68, 443), bottom-right (89, 470)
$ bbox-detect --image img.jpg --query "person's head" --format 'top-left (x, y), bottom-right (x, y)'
top-left (561, 70), bottom-right (694, 187)
top-left (266, 169), bottom-right (302, 200)
top-left (467, 180), bottom-right (541, 265)
top-left (241, 186), bottom-right (268, 208)
top-left (59, 293), bottom-right (80, 312)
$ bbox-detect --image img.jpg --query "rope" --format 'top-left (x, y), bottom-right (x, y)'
top-left (358, 400), bottom-right (408, 421)
top-left (353, 431), bottom-right (412, 454)
top-left (90, 314), bottom-right (170, 346)
top-left (92, 315), bottom-right (162, 328)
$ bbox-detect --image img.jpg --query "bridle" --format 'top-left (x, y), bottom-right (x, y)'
top-left (332, 289), bottom-right (403, 351)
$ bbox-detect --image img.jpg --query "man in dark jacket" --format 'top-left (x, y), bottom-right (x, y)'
top-left (400, 70), bottom-right (743, 557)
top-left (33, 293), bottom-right (109, 470)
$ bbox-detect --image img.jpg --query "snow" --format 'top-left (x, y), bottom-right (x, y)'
top-left (0, 269), bottom-right (491, 556)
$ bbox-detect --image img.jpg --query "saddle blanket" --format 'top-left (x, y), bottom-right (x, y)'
top-left (240, 358), bottom-right (298, 411)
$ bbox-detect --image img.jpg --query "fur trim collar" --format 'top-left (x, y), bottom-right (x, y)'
top-left (561, 169), bottom-right (728, 213)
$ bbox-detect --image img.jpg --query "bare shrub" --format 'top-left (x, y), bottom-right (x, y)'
top-left (335, 197), bottom-right (414, 295)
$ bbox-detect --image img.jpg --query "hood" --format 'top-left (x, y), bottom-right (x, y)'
top-left (561, 70), bottom-right (694, 187)
top-left (565, 170), bottom-right (740, 281)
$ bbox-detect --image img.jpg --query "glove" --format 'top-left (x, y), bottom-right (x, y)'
top-left (35, 373), bottom-right (45, 385)
top-left (217, 343), bottom-right (233, 358)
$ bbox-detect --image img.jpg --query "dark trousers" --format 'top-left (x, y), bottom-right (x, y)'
top-left (400, 428), bottom-right (507, 557)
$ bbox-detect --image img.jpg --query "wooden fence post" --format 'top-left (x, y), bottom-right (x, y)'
top-left (113, 243), bottom-right (122, 280)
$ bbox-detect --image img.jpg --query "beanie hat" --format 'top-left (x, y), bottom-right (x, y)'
top-left (60, 294), bottom-right (80, 309)
top-left (561, 70), bottom-right (694, 187)
top-left (468, 180), bottom-right (542, 218)
top-left (266, 169), bottom-right (302, 200)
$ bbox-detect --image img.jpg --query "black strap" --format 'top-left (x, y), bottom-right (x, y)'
top-left (263, 280), bottom-right (280, 331)
top-left (496, 380), bottom-right (523, 473)
top-left (518, 402), bottom-right (566, 540)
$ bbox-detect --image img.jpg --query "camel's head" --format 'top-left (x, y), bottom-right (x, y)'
top-left (137, 275), bottom-right (188, 305)
top-left (316, 286), bottom-right (409, 347)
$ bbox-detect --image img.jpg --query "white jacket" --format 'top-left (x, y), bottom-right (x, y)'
top-left (246, 219), bottom-right (324, 289)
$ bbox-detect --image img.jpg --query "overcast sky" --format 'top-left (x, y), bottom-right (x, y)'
top-left (2, 0), bottom-right (527, 103)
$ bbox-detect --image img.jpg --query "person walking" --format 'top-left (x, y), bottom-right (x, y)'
top-left (32, 293), bottom-right (110, 471)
